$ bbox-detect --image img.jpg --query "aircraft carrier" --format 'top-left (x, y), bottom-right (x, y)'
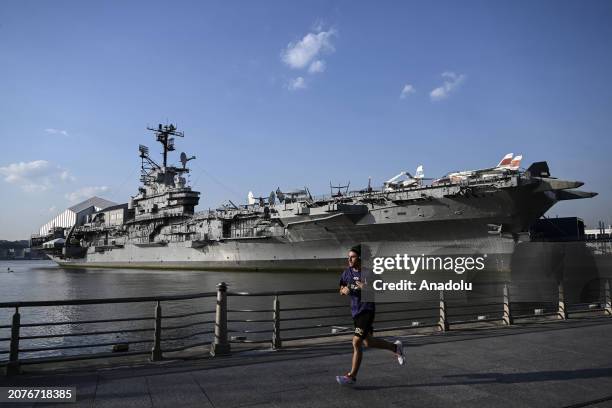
top-left (33, 124), bottom-right (597, 271)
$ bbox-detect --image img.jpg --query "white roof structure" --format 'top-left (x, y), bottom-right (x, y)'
top-left (39, 196), bottom-right (117, 236)
top-left (68, 197), bottom-right (117, 213)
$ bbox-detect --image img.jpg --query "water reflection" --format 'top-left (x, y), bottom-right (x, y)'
top-left (0, 260), bottom-right (342, 359)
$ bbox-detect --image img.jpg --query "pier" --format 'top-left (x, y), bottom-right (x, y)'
top-left (1, 281), bottom-right (611, 406)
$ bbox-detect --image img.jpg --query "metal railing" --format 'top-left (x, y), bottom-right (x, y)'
top-left (0, 292), bottom-right (217, 375)
top-left (1, 280), bottom-right (611, 376)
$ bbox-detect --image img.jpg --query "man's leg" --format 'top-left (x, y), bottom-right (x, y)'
top-left (348, 335), bottom-right (363, 378)
top-left (363, 335), bottom-right (406, 366)
top-left (362, 335), bottom-right (396, 352)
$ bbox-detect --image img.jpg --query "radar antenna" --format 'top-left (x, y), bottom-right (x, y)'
top-left (146, 123), bottom-right (184, 168)
top-left (180, 152), bottom-right (196, 169)
top-left (138, 144), bottom-right (161, 184)
top-left (330, 181), bottom-right (350, 198)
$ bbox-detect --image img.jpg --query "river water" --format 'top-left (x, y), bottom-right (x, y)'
top-left (0, 260), bottom-right (359, 361)
top-left (0, 261), bottom-right (342, 302)
top-left (0, 260), bottom-right (339, 302)
top-left (0, 260), bottom-right (514, 362)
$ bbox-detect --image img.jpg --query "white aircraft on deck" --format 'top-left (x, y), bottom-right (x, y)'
top-left (384, 165), bottom-right (426, 191)
top-left (433, 153), bottom-right (523, 185)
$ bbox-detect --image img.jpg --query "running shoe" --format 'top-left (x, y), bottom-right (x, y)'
top-left (336, 374), bottom-right (356, 385)
top-left (394, 340), bottom-right (405, 365)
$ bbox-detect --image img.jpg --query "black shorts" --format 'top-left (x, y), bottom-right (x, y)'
top-left (353, 310), bottom-right (375, 339)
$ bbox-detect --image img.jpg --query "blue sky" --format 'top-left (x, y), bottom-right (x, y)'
top-left (0, 0), bottom-right (611, 239)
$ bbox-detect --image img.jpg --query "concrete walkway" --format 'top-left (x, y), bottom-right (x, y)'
top-left (2, 316), bottom-right (612, 407)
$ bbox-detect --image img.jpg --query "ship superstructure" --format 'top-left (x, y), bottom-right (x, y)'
top-left (33, 125), bottom-right (597, 271)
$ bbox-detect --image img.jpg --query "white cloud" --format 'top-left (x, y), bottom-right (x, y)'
top-left (400, 83), bottom-right (416, 99)
top-left (44, 128), bottom-right (69, 136)
top-left (308, 60), bottom-right (326, 74)
top-left (0, 160), bottom-right (74, 192)
top-left (430, 71), bottom-right (466, 101)
top-left (65, 186), bottom-right (109, 203)
top-left (287, 76), bottom-right (307, 91)
top-left (281, 29), bottom-right (336, 70)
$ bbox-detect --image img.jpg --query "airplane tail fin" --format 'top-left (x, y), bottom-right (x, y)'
top-left (415, 165), bottom-right (424, 179)
top-left (247, 191), bottom-right (255, 205)
top-left (509, 155), bottom-right (522, 170)
top-left (497, 153), bottom-right (513, 168)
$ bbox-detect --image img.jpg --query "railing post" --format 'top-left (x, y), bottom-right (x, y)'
top-left (604, 280), bottom-right (612, 316)
top-left (151, 301), bottom-right (162, 361)
top-left (439, 291), bottom-right (449, 332)
top-left (272, 295), bottom-right (282, 350)
top-left (7, 307), bottom-right (21, 376)
top-left (503, 283), bottom-right (513, 325)
top-left (210, 282), bottom-right (231, 356)
top-left (558, 281), bottom-right (568, 320)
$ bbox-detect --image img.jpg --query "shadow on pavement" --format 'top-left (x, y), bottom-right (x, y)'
top-left (355, 367), bottom-right (612, 390)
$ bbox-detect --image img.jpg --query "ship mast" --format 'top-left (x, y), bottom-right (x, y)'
top-left (147, 123), bottom-right (184, 167)
top-left (139, 124), bottom-right (192, 186)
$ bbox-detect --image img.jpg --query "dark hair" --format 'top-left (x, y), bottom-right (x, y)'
top-left (349, 245), bottom-right (361, 257)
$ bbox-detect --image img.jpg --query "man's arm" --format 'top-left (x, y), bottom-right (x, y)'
top-left (339, 272), bottom-right (349, 295)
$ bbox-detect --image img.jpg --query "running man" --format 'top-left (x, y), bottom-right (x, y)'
top-left (336, 245), bottom-right (405, 385)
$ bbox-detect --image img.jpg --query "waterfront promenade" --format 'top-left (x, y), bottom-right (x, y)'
top-left (1, 316), bottom-right (611, 407)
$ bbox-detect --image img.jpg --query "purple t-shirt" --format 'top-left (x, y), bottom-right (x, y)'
top-left (339, 267), bottom-right (375, 318)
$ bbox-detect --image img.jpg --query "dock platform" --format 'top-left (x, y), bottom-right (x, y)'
top-left (1, 315), bottom-right (611, 407)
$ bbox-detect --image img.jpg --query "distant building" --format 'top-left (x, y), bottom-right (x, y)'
top-left (0, 240), bottom-right (38, 260)
top-left (11, 247), bottom-right (25, 259)
top-left (585, 222), bottom-right (612, 241)
top-left (38, 197), bottom-right (117, 236)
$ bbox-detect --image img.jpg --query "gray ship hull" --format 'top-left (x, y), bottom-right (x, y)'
top-left (51, 224), bottom-right (517, 272)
